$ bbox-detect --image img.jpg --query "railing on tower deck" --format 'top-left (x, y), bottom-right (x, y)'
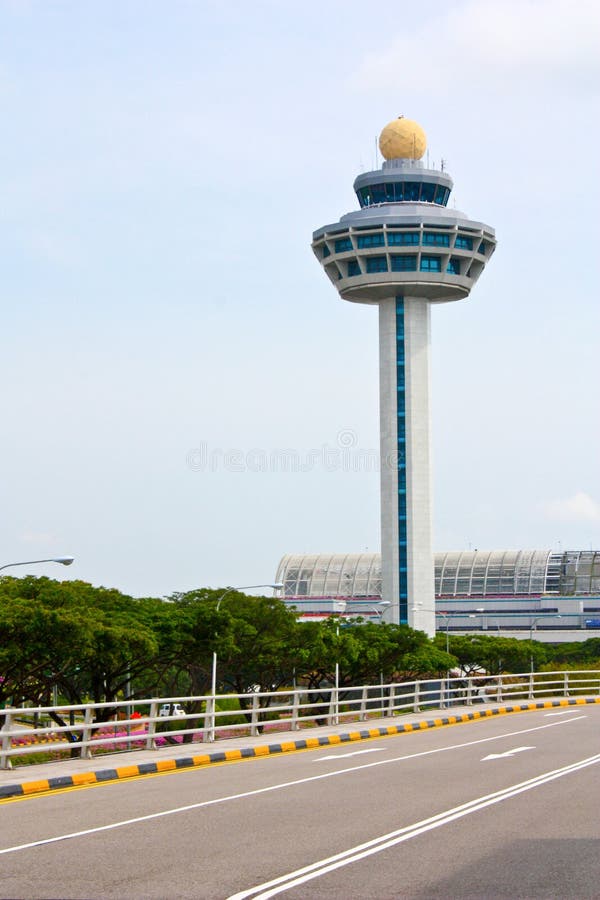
top-left (1, 670), bottom-right (599, 770)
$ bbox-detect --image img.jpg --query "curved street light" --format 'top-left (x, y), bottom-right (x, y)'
top-left (0, 556), bottom-right (74, 573)
top-left (208, 582), bottom-right (284, 741)
top-left (529, 614), bottom-right (562, 672)
top-left (332, 598), bottom-right (391, 724)
top-left (413, 608), bottom-right (464, 655)
top-left (0, 557), bottom-right (74, 709)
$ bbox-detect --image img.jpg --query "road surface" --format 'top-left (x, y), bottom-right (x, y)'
top-left (2, 707), bottom-right (599, 898)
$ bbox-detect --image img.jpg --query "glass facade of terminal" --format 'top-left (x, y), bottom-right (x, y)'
top-left (276, 550), bottom-right (600, 600)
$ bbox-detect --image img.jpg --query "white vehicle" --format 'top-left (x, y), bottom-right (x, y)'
top-left (158, 703), bottom-right (186, 718)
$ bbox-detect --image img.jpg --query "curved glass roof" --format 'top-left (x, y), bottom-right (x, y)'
top-left (276, 550), bottom-right (600, 599)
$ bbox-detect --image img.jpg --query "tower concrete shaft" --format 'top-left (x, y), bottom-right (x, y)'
top-left (312, 118), bottom-right (495, 636)
top-left (379, 297), bottom-right (434, 633)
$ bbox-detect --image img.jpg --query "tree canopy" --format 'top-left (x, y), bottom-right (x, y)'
top-left (1, 575), bottom-right (598, 715)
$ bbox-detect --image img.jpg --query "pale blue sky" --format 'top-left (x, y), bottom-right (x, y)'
top-left (1, 0), bottom-right (598, 597)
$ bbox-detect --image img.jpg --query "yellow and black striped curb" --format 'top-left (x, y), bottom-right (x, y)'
top-left (2, 696), bottom-right (599, 801)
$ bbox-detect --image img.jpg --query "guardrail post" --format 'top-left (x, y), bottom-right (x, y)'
top-left (466, 678), bottom-right (473, 706)
top-left (145, 702), bottom-right (158, 750)
top-left (80, 707), bottom-right (94, 759)
top-left (1, 712), bottom-right (13, 770)
top-left (204, 696), bottom-right (216, 743)
top-left (387, 684), bottom-right (396, 716)
top-left (291, 691), bottom-right (300, 731)
top-left (564, 671), bottom-right (569, 697)
top-left (326, 693), bottom-right (335, 726)
top-left (413, 681), bottom-right (420, 713)
top-left (440, 679), bottom-right (447, 710)
top-left (250, 694), bottom-right (260, 736)
top-left (359, 686), bottom-right (367, 722)
top-left (496, 676), bottom-right (503, 703)
top-left (528, 673), bottom-right (534, 700)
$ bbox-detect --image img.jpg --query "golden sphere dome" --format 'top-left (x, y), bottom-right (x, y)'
top-left (379, 117), bottom-right (427, 161)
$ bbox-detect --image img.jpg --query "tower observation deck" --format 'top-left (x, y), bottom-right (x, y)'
top-left (312, 116), bottom-right (496, 635)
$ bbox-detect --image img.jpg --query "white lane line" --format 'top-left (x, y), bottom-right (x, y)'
top-left (315, 748), bottom-right (383, 761)
top-left (482, 746), bottom-right (535, 761)
top-left (229, 752), bottom-right (600, 900)
top-left (545, 710), bottom-right (585, 717)
top-left (0, 715), bottom-right (586, 856)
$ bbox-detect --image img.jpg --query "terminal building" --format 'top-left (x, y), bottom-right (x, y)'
top-left (275, 550), bottom-right (600, 643)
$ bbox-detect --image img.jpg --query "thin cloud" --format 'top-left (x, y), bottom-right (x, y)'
top-left (355, 0), bottom-right (600, 94)
top-left (542, 492), bottom-right (600, 522)
top-left (19, 529), bottom-right (57, 545)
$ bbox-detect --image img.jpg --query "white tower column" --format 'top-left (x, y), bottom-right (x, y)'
top-left (404, 298), bottom-right (435, 635)
top-left (379, 296), bottom-right (435, 636)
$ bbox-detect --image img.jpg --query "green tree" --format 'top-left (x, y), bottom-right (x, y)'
top-left (0, 576), bottom-right (165, 720)
top-left (434, 633), bottom-right (547, 675)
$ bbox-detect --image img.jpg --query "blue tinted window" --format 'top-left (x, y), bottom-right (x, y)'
top-left (322, 245), bottom-right (331, 258)
top-left (420, 256), bottom-right (441, 272)
top-left (358, 180), bottom-right (451, 208)
top-left (358, 187), bottom-right (372, 207)
top-left (391, 255), bottom-right (417, 271)
top-left (396, 296), bottom-right (408, 624)
top-left (347, 260), bottom-right (361, 277)
top-left (455, 235), bottom-right (473, 250)
top-left (387, 232), bottom-right (419, 246)
top-left (334, 237), bottom-right (353, 253)
top-left (423, 232), bottom-right (450, 247)
top-left (357, 233), bottom-right (385, 249)
top-left (404, 182), bottom-right (420, 201)
top-left (478, 240), bottom-right (487, 254)
top-left (366, 256), bottom-right (388, 273)
top-left (434, 185), bottom-right (449, 205)
top-left (447, 257), bottom-right (460, 275)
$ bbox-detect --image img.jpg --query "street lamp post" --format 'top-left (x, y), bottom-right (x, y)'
top-left (0, 557), bottom-right (74, 709)
top-left (208, 582), bottom-right (283, 742)
top-left (334, 616), bottom-right (340, 725)
top-left (529, 614), bottom-right (562, 673)
top-left (412, 606), bottom-right (459, 707)
top-left (333, 599), bottom-right (390, 724)
top-left (369, 601), bottom-right (391, 707)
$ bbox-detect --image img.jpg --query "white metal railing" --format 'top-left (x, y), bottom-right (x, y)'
top-left (1, 670), bottom-right (599, 770)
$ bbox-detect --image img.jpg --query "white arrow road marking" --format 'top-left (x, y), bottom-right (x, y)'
top-left (482, 746), bottom-right (535, 761)
top-left (315, 748), bottom-right (383, 761)
top-left (545, 710), bottom-right (585, 717)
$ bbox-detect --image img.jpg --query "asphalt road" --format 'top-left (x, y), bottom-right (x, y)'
top-left (2, 707), bottom-right (599, 899)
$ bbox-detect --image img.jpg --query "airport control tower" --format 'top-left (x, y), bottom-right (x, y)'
top-left (312, 117), bottom-right (496, 635)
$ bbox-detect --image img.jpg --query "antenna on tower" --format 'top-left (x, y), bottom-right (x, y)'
top-left (441, 157), bottom-right (446, 172)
